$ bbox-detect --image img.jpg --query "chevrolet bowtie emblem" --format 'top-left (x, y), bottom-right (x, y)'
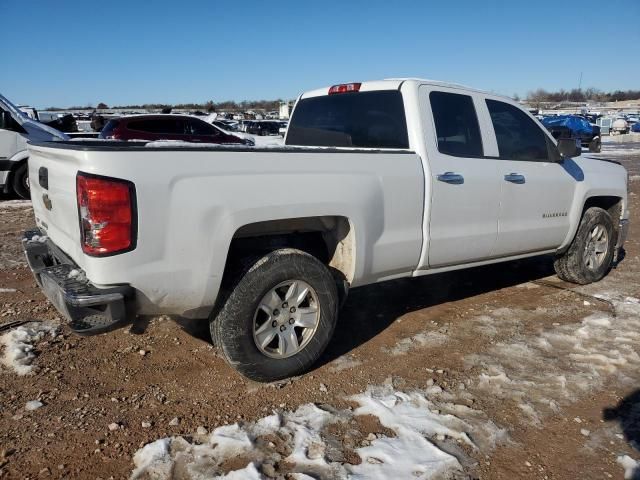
top-left (42, 193), bottom-right (52, 211)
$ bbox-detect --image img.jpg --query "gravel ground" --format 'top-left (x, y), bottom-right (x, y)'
top-left (0, 144), bottom-right (639, 479)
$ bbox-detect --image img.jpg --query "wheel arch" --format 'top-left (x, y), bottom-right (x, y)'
top-left (224, 215), bottom-right (356, 286)
top-left (559, 194), bottom-right (623, 254)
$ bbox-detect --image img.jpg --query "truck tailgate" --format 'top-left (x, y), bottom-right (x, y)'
top-left (27, 144), bottom-right (86, 266)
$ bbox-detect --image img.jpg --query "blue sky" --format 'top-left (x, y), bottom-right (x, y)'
top-left (2, 0), bottom-right (639, 108)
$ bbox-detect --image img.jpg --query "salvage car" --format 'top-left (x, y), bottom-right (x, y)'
top-left (0, 93), bottom-right (68, 199)
top-left (541, 115), bottom-right (601, 152)
top-left (23, 79), bottom-right (629, 381)
top-left (99, 114), bottom-right (250, 144)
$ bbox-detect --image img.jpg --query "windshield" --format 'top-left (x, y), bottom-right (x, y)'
top-left (0, 93), bottom-right (29, 120)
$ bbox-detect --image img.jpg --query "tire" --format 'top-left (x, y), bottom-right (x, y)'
top-left (554, 207), bottom-right (615, 284)
top-left (589, 137), bottom-right (601, 153)
top-left (211, 248), bottom-right (338, 382)
top-left (12, 162), bottom-right (30, 199)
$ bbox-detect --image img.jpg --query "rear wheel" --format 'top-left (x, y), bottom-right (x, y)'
top-left (12, 162), bottom-right (30, 199)
top-left (554, 207), bottom-right (614, 284)
top-left (211, 248), bottom-right (338, 382)
top-left (588, 137), bottom-right (601, 153)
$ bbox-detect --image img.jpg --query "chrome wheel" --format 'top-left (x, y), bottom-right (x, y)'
top-left (253, 280), bottom-right (320, 359)
top-left (584, 224), bottom-right (609, 271)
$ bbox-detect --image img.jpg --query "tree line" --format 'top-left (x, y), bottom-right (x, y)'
top-left (525, 88), bottom-right (640, 104)
top-left (45, 99), bottom-right (283, 112)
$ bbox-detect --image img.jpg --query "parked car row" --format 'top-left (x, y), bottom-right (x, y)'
top-left (239, 120), bottom-right (287, 136)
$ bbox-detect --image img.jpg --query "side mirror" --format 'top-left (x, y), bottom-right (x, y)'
top-left (0, 110), bottom-right (12, 130)
top-left (557, 137), bottom-right (581, 159)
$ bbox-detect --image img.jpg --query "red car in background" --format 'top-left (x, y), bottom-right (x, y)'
top-left (99, 114), bottom-right (252, 144)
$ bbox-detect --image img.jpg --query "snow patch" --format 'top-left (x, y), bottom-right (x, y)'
top-left (25, 400), bottom-right (43, 411)
top-left (0, 200), bottom-right (32, 209)
top-left (587, 145), bottom-right (640, 157)
top-left (351, 388), bottom-right (474, 449)
top-left (386, 331), bottom-right (449, 355)
top-left (217, 463), bottom-right (262, 479)
top-left (328, 354), bottom-right (362, 372)
top-left (617, 455), bottom-right (639, 480)
top-left (0, 288), bottom-right (17, 293)
top-left (0, 322), bottom-right (58, 375)
top-left (132, 385), bottom-right (503, 479)
top-left (27, 234), bottom-right (48, 244)
top-left (349, 429), bottom-right (459, 480)
top-left (465, 293), bottom-right (640, 422)
top-left (131, 438), bottom-right (171, 479)
top-left (249, 135), bottom-right (284, 147)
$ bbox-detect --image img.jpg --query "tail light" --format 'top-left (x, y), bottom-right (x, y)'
top-left (328, 83), bottom-right (361, 95)
top-left (76, 173), bottom-right (136, 256)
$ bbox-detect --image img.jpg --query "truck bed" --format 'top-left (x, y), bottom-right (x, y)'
top-left (27, 140), bottom-right (425, 318)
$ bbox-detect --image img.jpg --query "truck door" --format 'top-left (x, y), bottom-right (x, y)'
top-left (419, 86), bottom-right (502, 268)
top-left (482, 98), bottom-right (576, 256)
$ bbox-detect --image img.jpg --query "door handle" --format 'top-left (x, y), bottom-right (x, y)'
top-left (504, 173), bottom-right (525, 184)
top-left (436, 172), bottom-right (464, 184)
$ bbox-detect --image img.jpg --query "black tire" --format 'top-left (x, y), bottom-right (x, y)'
top-left (554, 207), bottom-right (615, 284)
top-left (588, 137), bottom-right (601, 153)
top-left (211, 248), bottom-right (338, 382)
top-left (12, 162), bottom-right (30, 199)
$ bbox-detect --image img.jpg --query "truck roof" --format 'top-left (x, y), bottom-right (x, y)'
top-left (300, 78), bottom-right (511, 101)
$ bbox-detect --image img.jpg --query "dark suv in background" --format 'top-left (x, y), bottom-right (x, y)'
top-left (99, 115), bottom-right (250, 144)
top-left (245, 121), bottom-right (282, 136)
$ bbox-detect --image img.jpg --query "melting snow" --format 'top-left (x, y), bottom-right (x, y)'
top-left (386, 331), bottom-right (449, 356)
top-left (618, 455), bottom-right (639, 480)
top-left (131, 292), bottom-right (639, 478)
top-left (0, 288), bottom-right (17, 293)
top-left (465, 293), bottom-right (640, 421)
top-left (25, 400), bottom-right (44, 411)
top-left (0, 322), bottom-right (58, 375)
top-left (328, 354), bottom-right (362, 372)
top-left (132, 384), bottom-right (503, 479)
top-left (0, 200), bottom-right (32, 209)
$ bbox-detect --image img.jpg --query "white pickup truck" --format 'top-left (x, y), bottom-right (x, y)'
top-left (23, 79), bottom-right (629, 381)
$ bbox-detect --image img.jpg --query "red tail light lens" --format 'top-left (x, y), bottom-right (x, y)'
top-left (76, 173), bottom-right (136, 256)
top-left (328, 83), bottom-right (362, 95)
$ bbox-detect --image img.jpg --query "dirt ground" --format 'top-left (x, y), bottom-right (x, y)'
top-left (0, 145), bottom-right (639, 479)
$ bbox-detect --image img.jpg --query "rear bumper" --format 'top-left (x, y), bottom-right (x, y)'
top-left (22, 229), bottom-right (134, 335)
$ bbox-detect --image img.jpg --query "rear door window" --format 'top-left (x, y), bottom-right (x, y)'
top-left (429, 91), bottom-right (483, 157)
top-left (286, 91), bottom-right (409, 149)
top-left (486, 100), bottom-right (549, 161)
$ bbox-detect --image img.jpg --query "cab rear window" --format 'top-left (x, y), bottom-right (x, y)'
top-left (286, 91), bottom-right (409, 149)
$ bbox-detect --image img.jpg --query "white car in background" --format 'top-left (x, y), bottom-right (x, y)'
top-left (0, 94), bottom-right (68, 198)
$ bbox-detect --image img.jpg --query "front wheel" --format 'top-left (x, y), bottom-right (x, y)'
top-left (211, 248), bottom-right (338, 382)
top-left (12, 162), bottom-right (30, 199)
top-left (554, 207), bottom-right (615, 284)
